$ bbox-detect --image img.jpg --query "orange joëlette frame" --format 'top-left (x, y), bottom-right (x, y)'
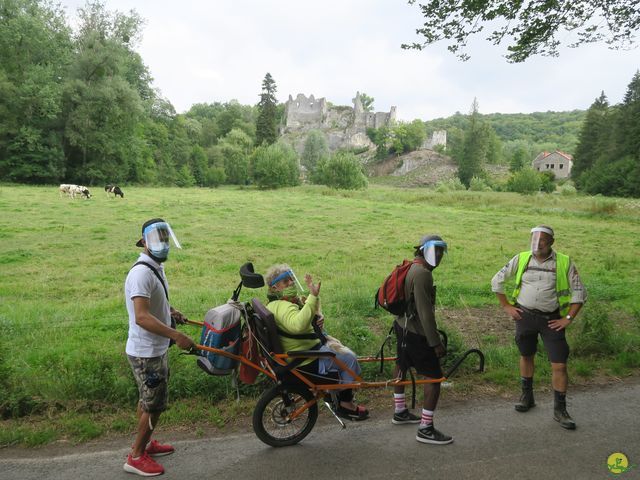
top-left (189, 318), bottom-right (448, 422)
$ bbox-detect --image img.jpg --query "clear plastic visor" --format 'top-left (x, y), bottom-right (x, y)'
top-left (422, 240), bottom-right (448, 267)
top-left (143, 222), bottom-right (181, 251)
top-left (269, 269), bottom-right (305, 292)
top-left (530, 231), bottom-right (552, 255)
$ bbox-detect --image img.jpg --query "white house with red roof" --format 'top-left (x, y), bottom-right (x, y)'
top-left (532, 150), bottom-right (573, 179)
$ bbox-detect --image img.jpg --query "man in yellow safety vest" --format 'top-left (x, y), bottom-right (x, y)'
top-left (491, 225), bottom-right (587, 429)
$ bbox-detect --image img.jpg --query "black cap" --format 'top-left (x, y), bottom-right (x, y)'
top-left (136, 218), bottom-right (165, 247)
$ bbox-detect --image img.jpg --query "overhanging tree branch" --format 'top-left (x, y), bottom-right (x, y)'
top-left (403, 0), bottom-right (640, 62)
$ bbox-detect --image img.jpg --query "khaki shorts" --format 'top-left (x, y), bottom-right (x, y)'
top-left (128, 352), bottom-right (170, 413)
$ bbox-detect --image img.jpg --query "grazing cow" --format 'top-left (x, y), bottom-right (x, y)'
top-left (72, 185), bottom-right (91, 199)
top-left (105, 184), bottom-right (124, 198)
top-left (59, 184), bottom-right (73, 197)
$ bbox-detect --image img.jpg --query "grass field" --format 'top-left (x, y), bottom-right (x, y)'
top-left (1, 183), bottom-right (639, 446)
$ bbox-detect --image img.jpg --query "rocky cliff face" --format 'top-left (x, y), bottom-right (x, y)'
top-left (368, 150), bottom-right (458, 186)
top-left (367, 150), bottom-right (509, 186)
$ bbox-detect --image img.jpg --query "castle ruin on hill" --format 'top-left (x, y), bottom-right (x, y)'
top-left (282, 91), bottom-right (446, 154)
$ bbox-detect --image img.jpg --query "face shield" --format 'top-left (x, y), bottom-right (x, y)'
top-left (143, 221), bottom-right (181, 261)
top-left (268, 268), bottom-right (305, 293)
top-left (530, 227), bottom-right (553, 256)
top-left (421, 239), bottom-right (448, 268)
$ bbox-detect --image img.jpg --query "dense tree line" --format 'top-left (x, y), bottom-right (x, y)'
top-left (572, 72), bottom-right (640, 197)
top-left (0, 1), bottom-right (369, 190)
top-left (424, 110), bottom-right (585, 159)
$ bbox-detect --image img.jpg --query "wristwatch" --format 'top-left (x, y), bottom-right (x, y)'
top-left (565, 315), bottom-right (573, 322)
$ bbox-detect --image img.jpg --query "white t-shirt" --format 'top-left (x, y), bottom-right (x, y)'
top-left (125, 253), bottom-right (171, 357)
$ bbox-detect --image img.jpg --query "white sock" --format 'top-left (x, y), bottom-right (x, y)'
top-left (420, 408), bottom-right (434, 427)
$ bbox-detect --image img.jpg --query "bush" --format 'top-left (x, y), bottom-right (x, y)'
top-left (540, 171), bottom-right (556, 193)
top-left (435, 177), bottom-right (466, 192)
top-left (175, 165), bottom-right (196, 187)
top-left (433, 144), bottom-right (446, 154)
top-left (251, 142), bottom-right (300, 189)
top-left (204, 166), bottom-right (226, 187)
top-left (507, 168), bottom-right (541, 195)
top-left (558, 183), bottom-right (577, 196)
top-left (469, 176), bottom-right (492, 191)
top-left (310, 152), bottom-right (367, 190)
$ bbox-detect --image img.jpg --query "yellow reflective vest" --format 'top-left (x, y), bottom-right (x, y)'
top-left (512, 251), bottom-right (571, 316)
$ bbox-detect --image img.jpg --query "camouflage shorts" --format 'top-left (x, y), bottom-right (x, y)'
top-left (127, 352), bottom-right (170, 413)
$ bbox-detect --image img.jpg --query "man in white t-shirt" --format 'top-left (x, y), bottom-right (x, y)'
top-left (123, 218), bottom-right (195, 477)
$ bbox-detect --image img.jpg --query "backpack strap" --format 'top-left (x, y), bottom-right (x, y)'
top-left (133, 261), bottom-right (169, 300)
top-left (131, 261), bottom-right (175, 344)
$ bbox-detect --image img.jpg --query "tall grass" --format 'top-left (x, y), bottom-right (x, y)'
top-left (1, 184), bottom-right (639, 443)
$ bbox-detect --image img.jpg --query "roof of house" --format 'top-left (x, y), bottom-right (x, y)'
top-left (534, 150), bottom-right (573, 162)
top-left (535, 150), bottom-right (573, 162)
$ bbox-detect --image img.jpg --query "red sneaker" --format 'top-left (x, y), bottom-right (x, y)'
top-left (123, 452), bottom-right (164, 476)
top-left (146, 439), bottom-right (175, 457)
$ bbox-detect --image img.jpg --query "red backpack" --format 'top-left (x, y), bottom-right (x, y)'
top-left (375, 258), bottom-right (424, 316)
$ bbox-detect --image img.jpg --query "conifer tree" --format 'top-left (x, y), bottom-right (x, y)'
top-left (457, 98), bottom-right (486, 187)
top-left (572, 92), bottom-right (611, 184)
top-left (616, 71), bottom-right (640, 160)
top-left (256, 72), bottom-right (278, 146)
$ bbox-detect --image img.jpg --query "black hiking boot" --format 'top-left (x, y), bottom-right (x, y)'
top-left (515, 377), bottom-right (535, 412)
top-left (554, 391), bottom-right (576, 430)
top-left (515, 389), bottom-right (535, 412)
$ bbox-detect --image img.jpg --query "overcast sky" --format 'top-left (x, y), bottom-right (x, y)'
top-left (60, 0), bottom-right (640, 121)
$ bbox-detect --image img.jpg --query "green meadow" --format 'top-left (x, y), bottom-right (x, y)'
top-left (1, 184), bottom-right (639, 446)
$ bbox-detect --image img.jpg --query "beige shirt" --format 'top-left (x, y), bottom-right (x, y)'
top-left (491, 250), bottom-right (586, 312)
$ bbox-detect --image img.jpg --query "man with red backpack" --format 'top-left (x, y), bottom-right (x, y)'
top-left (390, 234), bottom-right (452, 445)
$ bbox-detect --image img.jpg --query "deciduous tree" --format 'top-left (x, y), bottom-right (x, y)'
top-left (0, 0), bottom-right (72, 183)
top-left (301, 130), bottom-right (329, 173)
top-left (251, 142), bottom-right (299, 188)
top-left (360, 92), bottom-right (375, 112)
top-left (403, 0), bottom-right (640, 63)
top-left (62, 1), bottom-right (147, 184)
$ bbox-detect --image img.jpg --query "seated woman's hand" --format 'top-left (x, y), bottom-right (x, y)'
top-left (305, 274), bottom-right (321, 297)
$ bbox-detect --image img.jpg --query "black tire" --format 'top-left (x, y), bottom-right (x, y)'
top-left (252, 383), bottom-right (318, 447)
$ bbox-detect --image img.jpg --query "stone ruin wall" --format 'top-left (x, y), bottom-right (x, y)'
top-left (283, 94), bottom-right (328, 130)
top-left (422, 130), bottom-right (447, 150)
top-left (283, 91), bottom-right (446, 153)
top-left (283, 92), bottom-right (396, 152)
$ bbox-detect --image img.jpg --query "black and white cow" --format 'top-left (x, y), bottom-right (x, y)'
top-left (73, 185), bottom-right (91, 199)
top-left (105, 184), bottom-right (124, 198)
top-left (59, 184), bottom-right (90, 199)
top-left (59, 184), bottom-right (73, 197)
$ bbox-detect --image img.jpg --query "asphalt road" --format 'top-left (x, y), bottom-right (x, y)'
top-left (1, 382), bottom-right (638, 480)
